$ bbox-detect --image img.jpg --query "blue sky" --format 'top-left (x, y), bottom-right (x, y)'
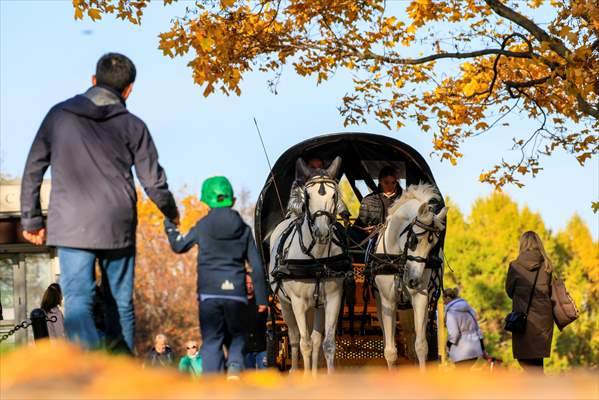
top-left (1, 0), bottom-right (597, 238)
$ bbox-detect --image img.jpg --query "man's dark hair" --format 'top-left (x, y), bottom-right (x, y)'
top-left (378, 165), bottom-right (398, 181)
top-left (95, 53), bottom-right (136, 93)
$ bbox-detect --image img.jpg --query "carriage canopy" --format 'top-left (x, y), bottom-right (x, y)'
top-left (254, 133), bottom-right (444, 264)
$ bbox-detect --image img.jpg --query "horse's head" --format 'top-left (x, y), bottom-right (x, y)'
top-left (296, 156), bottom-right (342, 243)
top-left (402, 202), bottom-right (447, 289)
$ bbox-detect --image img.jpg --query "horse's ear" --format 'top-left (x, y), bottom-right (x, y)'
top-left (295, 158), bottom-right (311, 180)
top-left (326, 156), bottom-right (342, 178)
top-left (417, 202), bottom-right (429, 217)
top-left (436, 206), bottom-right (448, 220)
top-left (434, 207), bottom-right (448, 230)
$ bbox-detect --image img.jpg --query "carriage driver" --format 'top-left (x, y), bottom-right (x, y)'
top-left (286, 155), bottom-right (351, 224)
top-left (351, 166), bottom-right (403, 240)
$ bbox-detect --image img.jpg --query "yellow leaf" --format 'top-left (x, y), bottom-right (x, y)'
top-left (406, 25), bottom-right (417, 35)
top-left (88, 8), bottom-right (102, 21)
top-left (528, 0), bottom-right (544, 8)
top-left (199, 37), bottom-right (215, 51)
top-left (74, 7), bottom-right (83, 20)
top-left (463, 81), bottom-right (477, 97)
top-left (220, 0), bottom-right (235, 8)
top-left (203, 83), bottom-right (214, 97)
top-left (576, 153), bottom-right (591, 165)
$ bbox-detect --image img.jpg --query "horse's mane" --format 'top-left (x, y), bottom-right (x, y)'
top-left (387, 183), bottom-right (441, 216)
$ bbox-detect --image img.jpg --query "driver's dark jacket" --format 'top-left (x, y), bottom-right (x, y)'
top-left (354, 185), bottom-right (403, 227)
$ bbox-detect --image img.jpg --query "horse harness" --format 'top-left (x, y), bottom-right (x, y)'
top-left (271, 176), bottom-right (352, 307)
top-left (366, 216), bottom-right (442, 281)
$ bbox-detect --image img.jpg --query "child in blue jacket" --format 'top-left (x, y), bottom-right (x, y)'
top-left (165, 176), bottom-right (267, 377)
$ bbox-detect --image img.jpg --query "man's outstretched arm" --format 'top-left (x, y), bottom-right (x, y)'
top-left (133, 125), bottom-right (179, 223)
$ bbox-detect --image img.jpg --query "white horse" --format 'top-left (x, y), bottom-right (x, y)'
top-left (269, 157), bottom-right (347, 374)
top-left (373, 183), bottom-right (447, 370)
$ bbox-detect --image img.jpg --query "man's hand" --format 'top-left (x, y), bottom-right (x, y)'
top-left (22, 228), bottom-right (47, 246)
top-left (257, 305), bottom-right (268, 313)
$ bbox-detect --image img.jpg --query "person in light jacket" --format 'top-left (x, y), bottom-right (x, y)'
top-left (444, 288), bottom-right (484, 368)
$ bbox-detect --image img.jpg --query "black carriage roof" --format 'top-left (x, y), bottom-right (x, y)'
top-left (254, 132), bottom-right (443, 262)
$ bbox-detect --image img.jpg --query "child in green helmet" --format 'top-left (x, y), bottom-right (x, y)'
top-left (164, 176), bottom-right (268, 378)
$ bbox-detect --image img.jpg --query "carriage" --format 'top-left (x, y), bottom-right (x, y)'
top-left (254, 133), bottom-right (446, 370)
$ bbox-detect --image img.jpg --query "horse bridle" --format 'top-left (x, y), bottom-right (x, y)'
top-left (303, 176), bottom-right (338, 228)
top-left (398, 216), bottom-right (441, 264)
top-left (297, 176), bottom-right (341, 255)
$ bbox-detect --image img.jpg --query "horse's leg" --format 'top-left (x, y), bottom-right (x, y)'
top-left (375, 276), bottom-right (398, 369)
top-left (410, 290), bottom-right (429, 371)
top-left (322, 279), bottom-right (343, 374)
top-left (290, 297), bottom-right (312, 374)
top-left (311, 307), bottom-right (324, 375)
top-left (280, 299), bottom-right (300, 372)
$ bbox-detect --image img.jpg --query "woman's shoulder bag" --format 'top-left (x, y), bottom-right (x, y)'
top-left (504, 266), bottom-right (540, 334)
top-left (551, 274), bottom-right (579, 330)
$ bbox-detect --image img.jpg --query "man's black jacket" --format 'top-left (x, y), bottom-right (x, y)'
top-left (20, 86), bottom-right (178, 249)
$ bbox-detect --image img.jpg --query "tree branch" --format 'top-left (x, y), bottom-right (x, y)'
top-left (363, 47), bottom-right (532, 65)
top-left (575, 93), bottom-right (599, 119)
top-left (484, 0), bottom-right (571, 60)
top-left (484, 0), bottom-right (599, 121)
top-left (482, 33), bottom-right (533, 100)
top-left (504, 75), bottom-right (550, 89)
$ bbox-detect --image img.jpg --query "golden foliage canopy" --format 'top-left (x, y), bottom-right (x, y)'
top-left (73, 0), bottom-right (598, 193)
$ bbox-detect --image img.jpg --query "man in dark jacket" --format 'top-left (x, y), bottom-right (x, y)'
top-left (144, 333), bottom-right (175, 368)
top-left (165, 176), bottom-right (267, 378)
top-left (349, 166), bottom-right (402, 247)
top-left (20, 53), bottom-right (179, 352)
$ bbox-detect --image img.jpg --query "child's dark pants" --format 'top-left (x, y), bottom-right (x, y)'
top-left (199, 298), bottom-right (247, 374)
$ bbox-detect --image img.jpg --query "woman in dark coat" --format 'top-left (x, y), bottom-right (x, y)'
top-left (506, 231), bottom-right (554, 372)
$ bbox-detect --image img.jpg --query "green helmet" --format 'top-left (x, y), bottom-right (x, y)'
top-left (201, 176), bottom-right (234, 208)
